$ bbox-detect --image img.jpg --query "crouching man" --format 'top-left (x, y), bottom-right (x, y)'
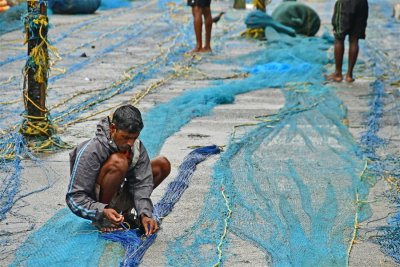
top-left (66, 104), bottom-right (171, 235)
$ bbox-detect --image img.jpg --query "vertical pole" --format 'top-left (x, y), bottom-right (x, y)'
top-left (26, 0), bottom-right (47, 119)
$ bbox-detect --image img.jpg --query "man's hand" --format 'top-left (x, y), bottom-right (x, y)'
top-left (103, 207), bottom-right (124, 225)
top-left (141, 215), bottom-right (158, 236)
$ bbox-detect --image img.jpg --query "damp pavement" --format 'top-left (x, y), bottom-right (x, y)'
top-left (0, 0), bottom-right (399, 266)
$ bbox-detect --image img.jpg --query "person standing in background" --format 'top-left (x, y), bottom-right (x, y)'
top-left (188, 0), bottom-right (213, 53)
top-left (325, 0), bottom-right (369, 83)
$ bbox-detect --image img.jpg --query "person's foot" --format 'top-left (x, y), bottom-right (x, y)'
top-left (324, 73), bottom-right (343, 82)
top-left (200, 46), bottom-right (212, 53)
top-left (190, 46), bottom-right (202, 53)
top-left (92, 221), bottom-right (123, 233)
top-left (345, 75), bottom-right (355, 83)
top-left (100, 226), bottom-right (123, 233)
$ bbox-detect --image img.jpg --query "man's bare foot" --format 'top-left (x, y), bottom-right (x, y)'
top-left (190, 47), bottom-right (202, 53)
top-left (324, 73), bottom-right (343, 82)
top-left (100, 226), bottom-right (123, 233)
top-left (200, 47), bottom-right (212, 53)
top-left (345, 75), bottom-right (355, 83)
top-left (92, 221), bottom-right (123, 233)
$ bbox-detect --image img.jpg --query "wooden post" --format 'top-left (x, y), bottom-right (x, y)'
top-left (26, 0), bottom-right (48, 120)
top-left (21, 0), bottom-right (53, 138)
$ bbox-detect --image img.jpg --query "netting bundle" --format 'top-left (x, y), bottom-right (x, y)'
top-left (244, 10), bottom-right (296, 37)
top-left (272, 2), bottom-right (321, 36)
top-left (0, 4), bottom-right (25, 36)
top-left (49, 0), bottom-right (101, 14)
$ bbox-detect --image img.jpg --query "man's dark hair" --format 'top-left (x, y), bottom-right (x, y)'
top-left (112, 105), bottom-right (144, 133)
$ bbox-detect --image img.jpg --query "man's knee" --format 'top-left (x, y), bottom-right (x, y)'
top-left (151, 156), bottom-right (171, 180)
top-left (202, 7), bottom-right (211, 16)
top-left (98, 153), bottom-right (129, 184)
top-left (193, 6), bottom-right (202, 15)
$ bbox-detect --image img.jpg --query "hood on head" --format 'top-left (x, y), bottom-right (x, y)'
top-left (95, 117), bottom-right (118, 152)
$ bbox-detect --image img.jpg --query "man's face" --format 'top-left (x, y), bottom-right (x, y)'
top-left (110, 124), bottom-right (139, 152)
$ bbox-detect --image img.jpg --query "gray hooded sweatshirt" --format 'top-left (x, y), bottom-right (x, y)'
top-left (66, 117), bottom-right (153, 223)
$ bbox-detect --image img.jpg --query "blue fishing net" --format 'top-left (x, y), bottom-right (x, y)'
top-left (361, 0), bottom-right (400, 262)
top-left (2, 0), bottom-right (398, 266)
top-left (102, 145), bottom-right (221, 267)
top-left (245, 10), bottom-right (296, 37)
top-left (0, 4), bottom-right (25, 36)
top-left (10, 145), bottom-right (220, 267)
top-left (163, 32), bottom-right (372, 266)
top-left (100, 0), bottom-right (132, 10)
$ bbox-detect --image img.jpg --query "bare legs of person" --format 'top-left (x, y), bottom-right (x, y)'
top-left (96, 153), bottom-right (171, 232)
top-left (191, 6), bottom-right (212, 53)
top-left (346, 36), bottom-right (359, 83)
top-left (192, 6), bottom-right (203, 52)
top-left (325, 35), bottom-right (359, 83)
top-left (325, 38), bottom-right (345, 82)
top-left (201, 6), bottom-right (212, 52)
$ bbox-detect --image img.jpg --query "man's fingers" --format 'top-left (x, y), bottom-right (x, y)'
top-left (150, 222), bottom-right (158, 234)
top-left (145, 222), bottom-right (150, 236)
top-left (103, 208), bottom-right (125, 227)
top-left (109, 210), bottom-right (123, 224)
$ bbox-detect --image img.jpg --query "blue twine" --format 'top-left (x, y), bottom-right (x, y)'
top-left (100, 145), bottom-right (220, 267)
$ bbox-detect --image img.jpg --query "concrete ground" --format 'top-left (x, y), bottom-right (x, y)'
top-left (0, 0), bottom-right (399, 266)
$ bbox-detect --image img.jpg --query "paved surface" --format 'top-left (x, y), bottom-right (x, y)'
top-left (0, 0), bottom-right (399, 266)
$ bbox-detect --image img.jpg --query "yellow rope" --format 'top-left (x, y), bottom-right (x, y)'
top-left (386, 176), bottom-right (400, 193)
top-left (56, 38), bottom-right (199, 129)
top-left (253, 0), bottom-right (266, 12)
top-left (20, 118), bottom-right (53, 136)
top-left (23, 93), bottom-right (48, 113)
top-left (346, 192), bottom-right (360, 266)
top-left (346, 160), bottom-right (369, 265)
top-left (359, 160), bottom-right (369, 178)
top-left (212, 187), bottom-right (232, 267)
top-left (0, 99), bottom-right (20, 105)
top-left (0, 76), bottom-right (15, 85)
top-left (241, 28), bottom-right (265, 40)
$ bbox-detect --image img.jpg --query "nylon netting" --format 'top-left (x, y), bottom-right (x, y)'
top-left (362, 0), bottom-right (400, 262)
top-left (164, 30), bottom-right (373, 267)
top-left (10, 145), bottom-right (220, 267)
top-left (1, 0), bottom-right (199, 262)
top-left (1, 0), bottom-right (399, 266)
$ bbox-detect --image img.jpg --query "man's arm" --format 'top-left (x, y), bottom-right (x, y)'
top-left (66, 140), bottom-right (108, 222)
top-left (127, 142), bottom-right (156, 234)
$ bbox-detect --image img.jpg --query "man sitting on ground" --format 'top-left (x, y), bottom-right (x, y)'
top-left (66, 104), bottom-right (171, 234)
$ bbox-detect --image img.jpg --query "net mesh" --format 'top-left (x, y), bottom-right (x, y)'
top-left (164, 35), bottom-right (372, 265)
top-left (10, 145), bottom-right (220, 267)
top-left (1, 0), bottom-right (399, 265)
top-left (362, 0), bottom-right (400, 261)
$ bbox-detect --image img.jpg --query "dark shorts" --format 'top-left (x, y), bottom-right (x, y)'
top-left (187, 0), bottom-right (211, 7)
top-left (95, 182), bottom-right (133, 213)
top-left (331, 0), bottom-right (368, 39)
